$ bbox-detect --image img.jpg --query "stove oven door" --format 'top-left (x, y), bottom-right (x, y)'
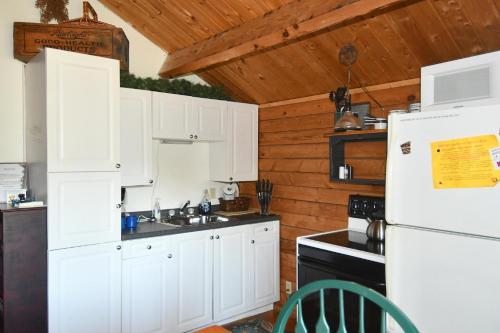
top-left (297, 245), bottom-right (385, 333)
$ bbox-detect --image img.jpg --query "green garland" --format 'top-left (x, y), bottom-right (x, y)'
top-left (120, 72), bottom-right (232, 101)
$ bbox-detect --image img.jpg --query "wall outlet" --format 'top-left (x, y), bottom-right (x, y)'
top-left (285, 280), bottom-right (292, 295)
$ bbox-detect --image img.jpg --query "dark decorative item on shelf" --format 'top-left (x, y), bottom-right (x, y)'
top-left (256, 179), bottom-right (273, 216)
top-left (36, 0), bottom-right (69, 23)
top-left (120, 72), bottom-right (232, 101)
top-left (331, 44), bottom-right (387, 131)
top-left (14, 1), bottom-right (129, 70)
top-left (218, 197), bottom-right (250, 212)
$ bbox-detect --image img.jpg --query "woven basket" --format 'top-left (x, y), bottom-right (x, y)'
top-left (218, 197), bottom-right (250, 212)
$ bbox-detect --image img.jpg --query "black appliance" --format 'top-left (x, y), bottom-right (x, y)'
top-left (297, 195), bottom-right (385, 332)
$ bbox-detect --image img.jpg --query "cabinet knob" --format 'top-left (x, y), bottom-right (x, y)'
top-left (215, 235), bottom-right (220, 240)
top-left (116, 245), bottom-right (122, 250)
top-left (167, 254), bottom-right (173, 259)
top-left (264, 227), bottom-right (269, 232)
top-left (149, 179), bottom-right (154, 184)
top-left (251, 240), bottom-right (255, 244)
top-left (116, 203), bottom-right (122, 208)
top-left (147, 245), bottom-right (152, 250)
top-left (115, 163), bottom-right (121, 169)
top-left (190, 134), bottom-right (194, 139)
top-left (229, 177), bottom-right (233, 181)
top-left (210, 236), bottom-right (214, 240)
top-left (194, 135), bottom-right (198, 139)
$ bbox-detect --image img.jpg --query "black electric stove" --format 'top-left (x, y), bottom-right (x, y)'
top-left (296, 195), bottom-right (386, 333)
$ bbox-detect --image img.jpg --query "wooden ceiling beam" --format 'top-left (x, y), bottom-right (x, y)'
top-left (159, 0), bottom-right (412, 78)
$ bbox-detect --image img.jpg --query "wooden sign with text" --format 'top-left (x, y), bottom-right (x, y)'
top-left (14, 2), bottom-right (129, 70)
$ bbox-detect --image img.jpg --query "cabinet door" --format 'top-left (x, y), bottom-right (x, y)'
top-left (213, 225), bottom-right (251, 321)
top-left (47, 172), bottom-right (121, 250)
top-left (48, 242), bottom-right (122, 333)
top-left (46, 49), bottom-right (120, 172)
top-left (193, 98), bottom-right (227, 141)
top-left (169, 230), bottom-right (213, 332)
top-left (120, 88), bottom-right (153, 187)
top-left (249, 221), bottom-right (280, 309)
top-left (152, 92), bottom-right (196, 140)
top-left (122, 254), bottom-right (170, 333)
top-left (229, 102), bottom-right (258, 181)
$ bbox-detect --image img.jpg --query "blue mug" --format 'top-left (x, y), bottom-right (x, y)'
top-left (126, 215), bottom-right (138, 229)
top-left (121, 216), bottom-right (126, 230)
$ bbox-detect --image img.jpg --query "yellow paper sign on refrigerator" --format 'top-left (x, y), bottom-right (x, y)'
top-left (431, 135), bottom-right (500, 189)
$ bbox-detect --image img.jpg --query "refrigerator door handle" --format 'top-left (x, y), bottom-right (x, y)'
top-left (385, 113), bottom-right (398, 224)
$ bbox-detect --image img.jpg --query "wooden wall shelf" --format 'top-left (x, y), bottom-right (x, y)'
top-left (329, 131), bottom-right (388, 185)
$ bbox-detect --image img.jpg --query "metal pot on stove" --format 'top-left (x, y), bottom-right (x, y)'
top-left (366, 216), bottom-right (386, 242)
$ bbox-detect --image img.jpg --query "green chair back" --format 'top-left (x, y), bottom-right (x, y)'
top-left (273, 280), bottom-right (419, 333)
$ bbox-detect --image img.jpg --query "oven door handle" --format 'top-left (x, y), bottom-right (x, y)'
top-left (299, 258), bottom-right (385, 288)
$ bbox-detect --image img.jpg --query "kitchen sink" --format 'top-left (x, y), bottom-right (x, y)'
top-left (159, 215), bottom-right (229, 226)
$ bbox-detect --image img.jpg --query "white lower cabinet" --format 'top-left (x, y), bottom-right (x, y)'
top-left (170, 230), bottom-right (214, 332)
top-left (48, 242), bottom-right (122, 333)
top-left (122, 254), bottom-right (172, 333)
top-left (121, 221), bottom-right (279, 333)
top-left (213, 225), bottom-right (251, 321)
top-left (250, 222), bottom-right (280, 307)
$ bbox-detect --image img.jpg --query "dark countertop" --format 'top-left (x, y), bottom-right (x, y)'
top-left (121, 213), bottom-right (280, 241)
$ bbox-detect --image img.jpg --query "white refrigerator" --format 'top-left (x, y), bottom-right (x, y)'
top-left (385, 105), bottom-right (500, 333)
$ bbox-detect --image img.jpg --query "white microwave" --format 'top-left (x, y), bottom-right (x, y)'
top-left (421, 50), bottom-right (500, 111)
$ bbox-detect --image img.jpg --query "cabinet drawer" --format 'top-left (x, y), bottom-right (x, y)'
top-left (122, 236), bottom-right (170, 259)
top-left (252, 221), bottom-right (278, 238)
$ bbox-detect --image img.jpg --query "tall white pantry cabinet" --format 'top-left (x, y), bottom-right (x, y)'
top-left (25, 49), bottom-right (122, 333)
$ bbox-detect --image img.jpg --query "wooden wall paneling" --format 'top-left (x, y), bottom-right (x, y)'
top-left (429, 0), bottom-right (486, 55)
top-left (408, 1), bottom-right (464, 60)
top-left (237, 82), bottom-right (420, 309)
top-left (159, 0), bottom-right (410, 78)
top-left (458, 0), bottom-right (500, 52)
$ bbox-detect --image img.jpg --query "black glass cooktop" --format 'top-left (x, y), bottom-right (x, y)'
top-left (308, 230), bottom-right (384, 256)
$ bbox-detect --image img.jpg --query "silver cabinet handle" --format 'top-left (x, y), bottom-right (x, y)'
top-left (149, 179), bottom-right (154, 184)
top-left (167, 254), bottom-right (173, 258)
top-left (210, 236), bottom-right (214, 240)
top-left (116, 245), bottom-right (122, 250)
top-left (215, 235), bottom-right (220, 239)
top-left (147, 245), bottom-right (152, 250)
top-left (189, 134), bottom-right (194, 139)
top-left (251, 240), bottom-right (255, 244)
top-left (264, 227), bottom-right (269, 232)
top-left (116, 203), bottom-right (122, 208)
top-left (115, 163), bottom-right (121, 169)
top-left (194, 135), bottom-right (198, 139)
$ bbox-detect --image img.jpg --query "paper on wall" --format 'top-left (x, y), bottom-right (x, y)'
top-left (431, 135), bottom-right (500, 189)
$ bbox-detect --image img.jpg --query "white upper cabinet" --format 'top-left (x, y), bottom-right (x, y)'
top-left (44, 48), bottom-right (120, 172)
top-left (152, 92), bottom-right (227, 142)
top-left (47, 172), bottom-right (122, 250)
top-left (193, 97), bottom-right (227, 141)
top-left (152, 92), bottom-right (195, 141)
top-left (48, 242), bottom-right (122, 333)
top-left (120, 88), bottom-right (153, 187)
top-left (210, 102), bottom-right (258, 182)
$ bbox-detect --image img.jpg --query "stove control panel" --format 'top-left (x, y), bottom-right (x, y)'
top-left (348, 195), bottom-right (385, 219)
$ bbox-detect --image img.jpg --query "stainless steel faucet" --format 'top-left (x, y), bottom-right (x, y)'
top-left (179, 200), bottom-right (191, 215)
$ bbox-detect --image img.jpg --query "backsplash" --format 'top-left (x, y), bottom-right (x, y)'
top-left (122, 141), bottom-right (223, 212)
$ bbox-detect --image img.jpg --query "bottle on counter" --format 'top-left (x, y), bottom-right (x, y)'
top-left (153, 198), bottom-right (161, 221)
top-left (198, 190), bottom-right (212, 216)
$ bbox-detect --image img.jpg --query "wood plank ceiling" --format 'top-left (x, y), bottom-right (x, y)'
top-left (99, 0), bottom-right (500, 104)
